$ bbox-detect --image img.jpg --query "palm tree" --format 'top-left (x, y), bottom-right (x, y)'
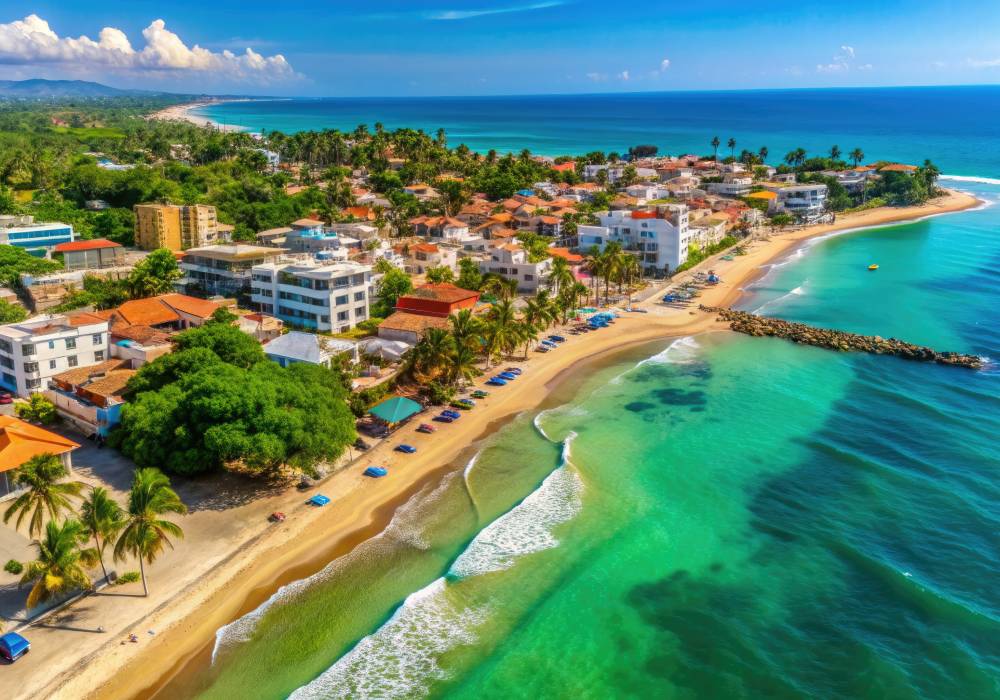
top-left (481, 275), bottom-right (518, 302)
top-left (21, 519), bottom-right (98, 609)
top-left (711, 136), bottom-right (720, 161)
top-left (849, 148), bottom-right (865, 167)
top-left (547, 256), bottom-right (575, 296)
top-left (114, 468), bottom-right (187, 597)
top-left (518, 320), bottom-right (539, 359)
top-left (3, 453), bottom-right (83, 538)
top-left (727, 138), bottom-right (737, 160)
top-left (758, 146), bottom-right (769, 164)
top-left (412, 327), bottom-right (456, 381)
top-left (450, 344), bottom-right (481, 387)
top-left (448, 309), bottom-right (484, 352)
top-left (829, 145), bottom-right (842, 161)
top-left (79, 487), bottom-right (124, 583)
top-left (483, 299), bottom-right (521, 367)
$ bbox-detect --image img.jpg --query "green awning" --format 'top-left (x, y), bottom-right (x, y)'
top-left (369, 396), bottom-right (422, 424)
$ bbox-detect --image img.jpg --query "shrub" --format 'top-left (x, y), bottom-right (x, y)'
top-left (424, 381), bottom-right (455, 406)
top-left (4, 559), bottom-right (23, 575)
top-left (115, 571), bottom-right (141, 585)
top-left (15, 393), bottom-right (58, 424)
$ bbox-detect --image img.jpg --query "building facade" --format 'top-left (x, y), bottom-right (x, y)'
top-left (0, 313), bottom-right (111, 397)
top-left (0, 215), bottom-right (74, 257)
top-left (578, 205), bottom-right (692, 275)
top-left (53, 239), bottom-right (125, 271)
top-left (250, 259), bottom-right (373, 333)
top-left (133, 204), bottom-right (219, 251)
top-left (179, 245), bottom-right (287, 297)
top-left (478, 244), bottom-right (552, 292)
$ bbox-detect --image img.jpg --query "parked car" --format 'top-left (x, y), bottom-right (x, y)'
top-left (0, 632), bottom-right (29, 662)
top-left (396, 444), bottom-right (417, 454)
top-left (0, 392), bottom-right (12, 405)
top-left (364, 466), bottom-right (388, 478)
top-left (416, 423), bottom-right (436, 433)
top-left (434, 414), bottom-right (455, 423)
top-left (441, 410), bottom-right (461, 419)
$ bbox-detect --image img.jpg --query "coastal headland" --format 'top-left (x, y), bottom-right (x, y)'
top-left (28, 188), bottom-right (979, 700)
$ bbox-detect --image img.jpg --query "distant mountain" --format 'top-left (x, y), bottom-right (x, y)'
top-left (0, 79), bottom-right (167, 98)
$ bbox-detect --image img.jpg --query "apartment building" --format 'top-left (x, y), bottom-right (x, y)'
top-left (577, 204), bottom-right (692, 275)
top-left (179, 244), bottom-right (287, 297)
top-left (133, 203), bottom-right (219, 251)
top-left (250, 259), bottom-right (373, 333)
top-left (0, 215), bottom-right (74, 257)
top-left (0, 312), bottom-right (111, 397)
top-left (762, 183), bottom-right (829, 220)
top-left (478, 244), bottom-right (552, 293)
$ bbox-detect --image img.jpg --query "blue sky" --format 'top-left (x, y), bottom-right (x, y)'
top-left (3, 1), bottom-right (1000, 96)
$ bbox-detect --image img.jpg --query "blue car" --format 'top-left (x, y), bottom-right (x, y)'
top-left (548, 335), bottom-right (566, 342)
top-left (498, 372), bottom-right (518, 380)
top-left (364, 466), bottom-right (388, 477)
top-left (396, 444), bottom-right (417, 454)
top-left (307, 494), bottom-right (330, 506)
top-left (486, 378), bottom-right (507, 386)
top-left (541, 340), bottom-right (558, 348)
top-left (434, 414), bottom-right (455, 423)
top-left (441, 410), bottom-right (461, 419)
top-left (0, 632), bottom-right (29, 662)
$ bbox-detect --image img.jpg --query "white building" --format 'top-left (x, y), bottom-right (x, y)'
top-left (706, 173), bottom-right (753, 198)
top-left (578, 205), bottom-right (692, 275)
top-left (583, 163), bottom-right (624, 183)
top-left (0, 215), bottom-right (74, 257)
top-left (0, 313), bottom-right (111, 397)
top-left (478, 244), bottom-right (552, 293)
top-left (250, 259), bottom-right (373, 333)
top-left (764, 183), bottom-right (829, 220)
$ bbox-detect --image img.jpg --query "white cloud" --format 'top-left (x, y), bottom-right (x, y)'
top-left (427, 1), bottom-right (566, 20)
top-left (618, 70), bottom-right (629, 81)
top-left (839, 45), bottom-right (855, 59)
top-left (660, 58), bottom-right (671, 71)
top-left (816, 63), bottom-right (846, 73)
top-left (0, 15), bottom-right (296, 82)
top-left (857, 63), bottom-right (873, 71)
top-left (968, 57), bottom-right (1000, 68)
top-left (816, 44), bottom-right (870, 74)
top-left (585, 72), bottom-right (607, 82)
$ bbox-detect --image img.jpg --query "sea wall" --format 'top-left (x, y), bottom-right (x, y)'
top-left (702, 306), bottom-right (982, 369)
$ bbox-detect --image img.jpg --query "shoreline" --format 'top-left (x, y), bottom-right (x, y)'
top-left (36, 189), bottom-right (979, 700)
top-left (147, 99), bottom-right (251, 132)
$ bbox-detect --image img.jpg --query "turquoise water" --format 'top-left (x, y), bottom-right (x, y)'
top-left (157, 179), bottom-right (1000, 699)
top-left (198, 87), bottom-right (1000, 176)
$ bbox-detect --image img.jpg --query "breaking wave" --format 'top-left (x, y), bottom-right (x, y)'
top-left (940, 174), bottom-right (1000, 186)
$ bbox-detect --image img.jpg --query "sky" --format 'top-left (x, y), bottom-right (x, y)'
top-left (2, 1), bottom-right (1000, 96)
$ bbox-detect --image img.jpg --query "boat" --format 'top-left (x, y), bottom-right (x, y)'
top-left (868, 264), bottom-right (879, 270)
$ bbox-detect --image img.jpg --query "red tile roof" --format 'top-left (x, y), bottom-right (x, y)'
top-left (54, 239), bottom-right (122, 253)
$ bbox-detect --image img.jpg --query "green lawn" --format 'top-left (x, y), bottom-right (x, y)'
top-left (51, 126), bottom-right (127, 139)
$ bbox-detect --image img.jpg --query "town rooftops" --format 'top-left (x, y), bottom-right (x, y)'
top-left (263, 331), bottom-right (355, 364)
top-left (878, 163), bottom-right (918, 173)
top-left (291, 218), bottom-right (326, 228)
top-left (101, 293), bottom-right (227, 328)
top-left (53, 239), bottom-right (121, 253)
top-left (551, 162), bottom-right (576, 172)
top-left (400, 283), bottom-right (480, 305)
top-left (0, 416), bottom-right (79, 474)
top-left (51, 359), bottom-right (136, 404)
top-left (378, 311), bottom-right (451, 334)
top-left (746, 190), bottom-right (778, 200)
top-left (411, 243), bottom-right (439, 254)
top-left (548, 247), bottom-right (584, 264)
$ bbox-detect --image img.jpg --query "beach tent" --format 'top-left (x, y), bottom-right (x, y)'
top-left (369, 396), bottom-right (422, 425)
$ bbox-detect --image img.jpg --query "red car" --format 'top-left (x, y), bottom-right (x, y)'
top-left (0, 393), bottom-right (12, 405)
top-left (416, 423), bottom-right (437, 433)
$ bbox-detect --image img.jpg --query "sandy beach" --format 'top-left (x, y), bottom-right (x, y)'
top-left (20, 189), bottom-right (977, 700)
top-left (147, 100), bottom-right (249, 131)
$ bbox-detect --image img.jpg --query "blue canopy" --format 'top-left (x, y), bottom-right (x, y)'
top-left (370, 396), bottom-right (422, 424)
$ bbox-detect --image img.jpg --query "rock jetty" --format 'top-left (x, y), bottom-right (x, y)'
top-left (701, 306), bottom-right (983, 369)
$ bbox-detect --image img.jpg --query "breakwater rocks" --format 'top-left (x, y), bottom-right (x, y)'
top-left (701, 306), bottom-right (983, 369)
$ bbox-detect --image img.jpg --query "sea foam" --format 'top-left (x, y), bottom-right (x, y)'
top-left (287, 577), bottom-right (488, 700)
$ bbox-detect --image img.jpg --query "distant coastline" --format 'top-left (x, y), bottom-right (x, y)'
top-left (148, 99), bottom-right (252, 132)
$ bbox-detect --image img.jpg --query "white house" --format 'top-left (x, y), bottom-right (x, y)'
top-left (478, 244), bottom-right (552, 292)
top-left (250, 259), bottom-right (373, 333)
top-left (578, 205), bottom-right (692, 275)
top-left (706, 173), bottom-right (753, 198)
top-left (0, 313), bottom-right (111, 397)
top-left (763, 183), bottom-right (829, 220)
top-left (405, 243), bottom-right (459, 275)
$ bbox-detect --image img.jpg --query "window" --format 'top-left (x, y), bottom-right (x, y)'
top-left (22, 344), bottom-right (35, 356)
top-left (93, 333), bottom-right (103, 345)
top-left (0, 356), bottom-right (11, 369)
top-left (26, 378), bottom-right (40, 390)
top-left (524, 274), bottom-right (534, 282)
top-left (49, 360), bottom-right (57, 369)
top-left (354, 291), bottom-right (365, 302)
top-left (337, 311), bottom-right (349, 322)
top-left (48, 340), bottom-right (55, 349)
top-left (94, 351), bottom-right (105, 361)
top-left (23, 362), bottom-right (38, 373)
top-left (68, 355), bottom-right (78, 367)
top-left (65, 338), bottom-right (77, 350)
top-left (0, 339), bottom-right (10, 354)
top-left (355, 307), bottom-right (367, 320)
top-left (335, 295), bottom-right (348, 306)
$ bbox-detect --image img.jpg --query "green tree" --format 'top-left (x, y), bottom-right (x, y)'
top-left (3, 453), bottom-right (83, 538)
top-left (14, 393), bottom-right (58, 424)
top-left (128, 248), bottom-right (181, 298)
top-left (0, 245), bottom-right (62, 287)
top-left (373, 266), bottom-right (413, 317)
top-left (425, 266), bottom-right (456, 284)
top-left (829, 145), bottom-right (842, 161)
top-left (114, 468), bottom-right (186, 596)
top-left (727, 137), bottom-right (737, 160)
top-left (849, 148), bottom-right (865, 167)
top-left (79, 486), bottom-right (124, 582)
top-left (21, 519), bottom-right (98, 609)
top-left (173, 321), bottom-right (264, 369)
top-left (711, 136), bottom-right (721, 161)
top-left (0, 298), bottom-right (27, 324)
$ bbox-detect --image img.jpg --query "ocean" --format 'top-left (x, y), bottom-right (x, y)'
top-left (196, 86), bottom-right (1000, 177)
top-left (152, 178), bottom-right (1000, 700)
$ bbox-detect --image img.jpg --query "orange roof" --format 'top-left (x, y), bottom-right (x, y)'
top-left (551, 162), bottom-right (576, 172)
top-left (345, 206), bottom-right (374, 220)
top-left (879, 163), bottom-right (918, 173)
top-left (54, 239), bottom-right (121, 253)
top-left (0, 416), bottom-right (79, 474)
top-left (548, 247), bottom-right (584, 263)
top-left (378, 312), bottom-right (451, 334)
top-left (746, 191), bottom-right (778, 200)
top-left (111, 294), bottom-right (224, 327)
top-left (401, 283), bottom-right (480, 305)
top-left (412, 243), bottom-right (439, 253)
